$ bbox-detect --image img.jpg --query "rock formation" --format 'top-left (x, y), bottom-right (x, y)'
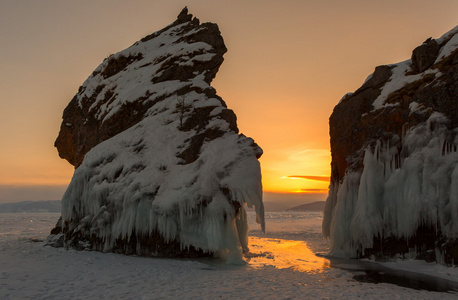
top-left (323, 26), bottom-right (458, 264)
top-left (48, 8), bottom-right (264, 261)
top-left (55, 8), bottom-right (227, 168)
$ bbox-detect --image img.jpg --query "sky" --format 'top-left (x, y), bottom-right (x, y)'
top-left (0, 0), bottom-right (457, 203)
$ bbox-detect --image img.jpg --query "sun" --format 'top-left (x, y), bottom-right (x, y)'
top-left (260, 148), bottom-right (331, 194)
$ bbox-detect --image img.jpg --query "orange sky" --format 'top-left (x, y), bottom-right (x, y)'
top-left (0, 0), bottom-right (457, 202)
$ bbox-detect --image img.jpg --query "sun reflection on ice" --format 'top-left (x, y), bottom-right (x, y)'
top-left (245, 237), bottom-right (330, 273)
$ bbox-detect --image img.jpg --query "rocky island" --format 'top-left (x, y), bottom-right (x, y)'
top-left (323, 26), bottom-right (458, 264)
top-left (48, 8), bottom-right (264, 261)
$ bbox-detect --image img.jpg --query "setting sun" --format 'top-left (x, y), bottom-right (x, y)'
top-left (259, 148), bottom-right (331, 194)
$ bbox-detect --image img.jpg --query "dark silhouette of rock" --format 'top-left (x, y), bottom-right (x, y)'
top-left (411, 38), bottom-right (440, 73)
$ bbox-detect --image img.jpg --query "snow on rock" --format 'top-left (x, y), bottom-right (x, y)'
top-left (49, 7), bottom-right (264, 261)
top-left (324, 26), bottom-right (458, 264)
top-left (55, 7), bottom-right (227, 168)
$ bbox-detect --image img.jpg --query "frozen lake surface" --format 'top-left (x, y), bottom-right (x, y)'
top-left (1, 212), bottom-right (457, 299)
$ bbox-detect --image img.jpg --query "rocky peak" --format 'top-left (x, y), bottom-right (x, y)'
top-left (177, 6), bottom-right (193, 23)
top-left (55, 7), bottom-right (228, 168)
top-left (411, 38), bottom-right (440, 73)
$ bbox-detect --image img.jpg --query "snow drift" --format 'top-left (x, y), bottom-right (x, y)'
top-left (323, 26), bottom-right (458, 264)
top-left (49, 8), bottom-right (264, 261)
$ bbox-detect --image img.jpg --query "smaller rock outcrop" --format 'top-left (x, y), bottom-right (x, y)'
top-left (286, 201), bottom-right (325, 212)
top-left (411, 38), bottom-right (440, 73)
top-left (323, 26), bottom-right (458, 264)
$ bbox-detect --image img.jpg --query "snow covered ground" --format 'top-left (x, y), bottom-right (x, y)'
top-left (1, 212), bottom-right (457, 299)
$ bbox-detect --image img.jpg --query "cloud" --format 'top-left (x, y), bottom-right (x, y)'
top-left (296, 149), bottom-right (329, 156)
top-left (300, 188), bottom-right (329, 193)
top-left (287, 175), bottom-right (330, 182)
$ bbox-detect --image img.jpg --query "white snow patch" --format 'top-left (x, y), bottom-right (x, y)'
top-left (368, 26), bottom-right (458, 111)
top-left (436, 25), bottom-right (458, 46)
top-left (372, 60), bottom-right (414, 110)
top-left (436, 31), bottom-right (458, 63)
top-left (409, 101), bottom-right (430, 115)
top-left (371, 60), bottom-right (441, 110)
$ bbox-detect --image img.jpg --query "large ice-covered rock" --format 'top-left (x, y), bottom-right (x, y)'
top-left (323, 26), bottom-right (458, 264)
top-left (49, 8), bottom-right (264, 261)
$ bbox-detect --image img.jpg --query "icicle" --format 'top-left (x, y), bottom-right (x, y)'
top-left (325, 118), bottom-right (458, 262)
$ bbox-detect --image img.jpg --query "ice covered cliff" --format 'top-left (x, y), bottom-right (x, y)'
top-left (323, 26), bottom-right (458, 264)
top-left (49, 8), bottom-right (264, 261)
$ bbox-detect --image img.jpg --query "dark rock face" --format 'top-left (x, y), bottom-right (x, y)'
top-left (50, 8), bottom-right (264, 260)
top-left (329, 65), bottom-right (394, 181)
top-left (329, 34), bottom-right (458, 183)
top-left (323, 26), bottom-right (458, 264)
top-left (411, 38), bottom-right (440, 73)
top-left (55, 7), bottom-right (228, 168)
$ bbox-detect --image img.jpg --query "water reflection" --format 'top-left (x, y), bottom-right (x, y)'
top-left (245, 237), bottom-right (330, 273)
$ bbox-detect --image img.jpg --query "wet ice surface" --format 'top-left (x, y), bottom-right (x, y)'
top-left (330, 257), bottom-right (458, 293)
top-left (1, 212), bottom-right (457, 299)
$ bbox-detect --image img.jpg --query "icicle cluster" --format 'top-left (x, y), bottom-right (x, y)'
top-left (324, 113), bottom-right (458, 259)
